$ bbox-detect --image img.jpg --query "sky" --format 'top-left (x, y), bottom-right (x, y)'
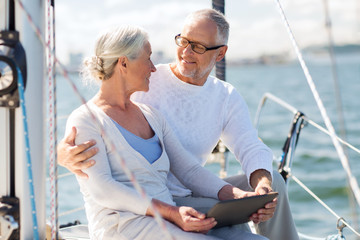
top-left (55, 0), bottom-right (360, 64)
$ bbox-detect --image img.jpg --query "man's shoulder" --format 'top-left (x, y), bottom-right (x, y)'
top-left (207, 75), bottom-right (237, 93)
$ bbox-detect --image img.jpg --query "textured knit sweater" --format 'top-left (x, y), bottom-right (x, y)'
top-left (65, 100), bottom-right (228, 236)
top-left (132, 64), bottom-right (273, 197)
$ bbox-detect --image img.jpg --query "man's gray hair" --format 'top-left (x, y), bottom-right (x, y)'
top-left (185, 9), bottom-right (229, 45)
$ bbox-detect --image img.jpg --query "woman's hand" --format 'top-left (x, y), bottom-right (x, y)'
top-left (147, 199), bottom-right (217, 233)
top-left (171, 206), bottom-right (217, 233)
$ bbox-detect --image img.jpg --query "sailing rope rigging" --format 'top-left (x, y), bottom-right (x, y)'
top-left (322, 0), bottom-right (348, 151)
top-left (46, 0), bottom-right (58, 239)
top-left (290, 174), bottom-right (360, 237)
top-left (17, 66), bottom-right (40, 239)
top-left (322, 0), bottom-right (358, 230)
top-left (16, 0), bottom-right (174, 239)
top-left (274, 0), bottom-right (360, 207)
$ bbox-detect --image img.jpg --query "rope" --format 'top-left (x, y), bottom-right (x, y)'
top-left (274, 0), bottom-right (360, 207)
top-left (322, 0), bottom-right (348, 152)
top-left (290, 174), bottom-right (360, 237)
top-left (58, 207), bottom-right (85, 218)
top-left (17, 67), bottom-right (40, 239)
top-left (46, 172), bottom-right (73, 182)
top-left (322, 0), bottom-right (358, 230)
top-left (297, 233), bottom-right (323, 240)
top-left (46, 0), bottom-right (58, 239)
top-left (16, 1), bottom-right (174, 238)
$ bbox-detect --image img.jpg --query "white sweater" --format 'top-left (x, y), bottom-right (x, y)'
top-left (132, 64), bottom-right (273, 197)
top-left (65, 100), bottom-right (228, 236)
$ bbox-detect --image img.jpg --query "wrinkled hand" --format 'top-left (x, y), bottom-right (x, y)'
top-left (57, 126), bottom-right (98, 178)
top-left (250, 170), bottom-right (277, 224)
top-left (218, 184), bottom-right (258, 200)
top-left (171, 206), bottom-right (217, 233)
top-left (249, 197), bottom-right (277, 224)
top-left (147, 199), bottom-right (217, 234)
top-left (218, 184), bottom-right (277, 224)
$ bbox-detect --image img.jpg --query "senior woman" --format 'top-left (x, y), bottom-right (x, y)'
top-left (65, 25), bottom-right (267, 240)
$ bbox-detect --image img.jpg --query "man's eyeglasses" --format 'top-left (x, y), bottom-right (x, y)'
top-left (174, 34), bottom-right (225, 54)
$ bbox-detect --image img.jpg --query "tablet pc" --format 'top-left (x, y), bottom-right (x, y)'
top-left (206, 192), bottom-right (278, 228)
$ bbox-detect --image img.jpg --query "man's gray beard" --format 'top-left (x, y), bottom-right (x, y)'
top-left (177, 59), bottom-right (216, 81)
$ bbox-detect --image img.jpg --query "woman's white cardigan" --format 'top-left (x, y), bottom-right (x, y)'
top-left (65, 100), bottom-right (228, 237)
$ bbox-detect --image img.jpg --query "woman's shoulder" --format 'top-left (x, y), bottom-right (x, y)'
top-left (67, 101), bottom-right (101, 126)
top-left (137, 102), bottom-right (161, 118)
top-left (136, 102), bottom-right (166, 128)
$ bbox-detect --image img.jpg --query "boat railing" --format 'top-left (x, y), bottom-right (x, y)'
top-left (255, 93), bottom-right (360, 155)
top-left (254, 92), bottom-right (360, 239)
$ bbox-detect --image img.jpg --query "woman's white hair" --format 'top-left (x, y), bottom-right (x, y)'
top-left (81, 25), bottom-right (149, 84)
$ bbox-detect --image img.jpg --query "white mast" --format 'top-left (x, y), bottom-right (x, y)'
top-left (0, 0), bottom-right (46, 239)
top-left (17, 0), bottom-right (46, 238)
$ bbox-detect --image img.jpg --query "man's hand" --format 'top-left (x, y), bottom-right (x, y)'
top-left (249, 169), bottom-right (277, 223)
top-left (57, 126), bottom-right (98, 178)
top-left (218, 169), bottom-right (277, 224)
top-left (250, 198), bottom-right (277, 224)
top-left (218, 184), bottom-right (257, 201)
top-left (250, 169), bottom-right (272, 194)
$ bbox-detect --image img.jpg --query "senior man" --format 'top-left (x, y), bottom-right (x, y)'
top-left (58, 9), bottom-right (299, 240)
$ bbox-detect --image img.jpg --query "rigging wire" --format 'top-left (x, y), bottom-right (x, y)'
top-left (322, 0), bottom-right (358, 232)
top-left (273, 0), bottom-right (360, 208)
top-left (290, 174), bottom-right (360, 237)
top-left (46, 0), bottom-right (58, 239)
top-left (322, 0), bottom-right (348, 151)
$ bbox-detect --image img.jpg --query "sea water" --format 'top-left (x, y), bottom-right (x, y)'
top-left (50, 53), bottom-right (360, 239)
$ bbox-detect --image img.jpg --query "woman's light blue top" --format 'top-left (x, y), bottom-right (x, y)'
top-left (112, 119), bottom-right (162, 164)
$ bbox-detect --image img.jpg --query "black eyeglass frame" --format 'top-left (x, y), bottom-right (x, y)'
top-left (174, 34), bottom-right (225, 54)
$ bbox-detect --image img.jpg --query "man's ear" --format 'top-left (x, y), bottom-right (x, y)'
top-left (216, 45), bottom-right (228, 62)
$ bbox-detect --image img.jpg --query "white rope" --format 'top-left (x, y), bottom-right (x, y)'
top-left (58, 207), bottom-right (85, 218)
top-left (297, 233), bottom-right (323, 240)
top-left (290, 174), bottom-right (360, 237)
top-left (274, 0), bottom-right (360, 207)
top-left (46, 0), bottom-right (58, 239)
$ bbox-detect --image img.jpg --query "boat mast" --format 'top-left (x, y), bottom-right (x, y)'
top-left (0, 0), bottom-right (46, 239)
top-left (212, 0), bottom-right (226, 82)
